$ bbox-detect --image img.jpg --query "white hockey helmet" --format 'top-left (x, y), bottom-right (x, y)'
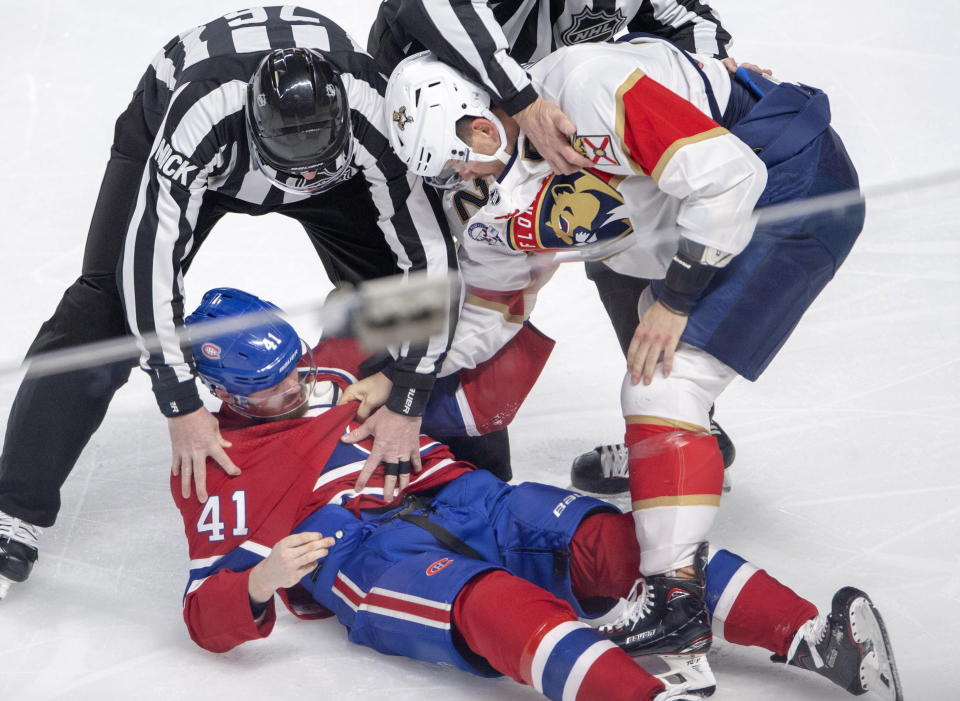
top-left (385, 51), bottom-right (510, 189)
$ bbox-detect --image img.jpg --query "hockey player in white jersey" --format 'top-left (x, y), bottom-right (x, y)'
top-left (370, 0), bottom-right (749, 489)
top-left (384, 36), bottom-right (864, 675)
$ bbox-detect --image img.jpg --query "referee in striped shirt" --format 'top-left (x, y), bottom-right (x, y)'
top-left (0, 6), bottom-right (458, 575)
top-left (370, 0), bottom-right (734, 173)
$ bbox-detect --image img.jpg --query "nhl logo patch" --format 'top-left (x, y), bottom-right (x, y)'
top-left (392, 106), bottom-right (414, 131)
top-left (560, 7), bottom-right (627, 45)
top-left (201, 342), bottom-right (222, 359)
top-left (574, 135), bottom-right (620, 166)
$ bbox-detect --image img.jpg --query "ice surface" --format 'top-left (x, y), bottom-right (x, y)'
top-left (1, 1), bottom-right (958, 699)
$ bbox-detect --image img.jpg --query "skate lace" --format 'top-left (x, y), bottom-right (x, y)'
top-left (601, 578), bottom-right (654, 632)
top-left (785, 614), bottom-right (827, 668)
top-left (0, 512), bottom-right (42, 548)
top-left (599, 443), bottom-right (629, 479)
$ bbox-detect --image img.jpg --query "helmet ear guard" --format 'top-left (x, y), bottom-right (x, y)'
top-left (385, 51), bottom-right (510, 189)
top-left (185, 288), bottom-right (317, 419)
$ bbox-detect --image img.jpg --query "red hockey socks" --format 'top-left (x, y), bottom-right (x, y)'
top-left (705, 549), bottom-right (818, 656)
top-left (570, 511), bottom-right (639, 600)
top-left (626, 423), bottom-right (723, 575)
top-left (453, 570), bottom-right (664, 701)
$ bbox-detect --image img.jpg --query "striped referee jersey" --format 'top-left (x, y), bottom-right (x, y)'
top-left (369, 0), bottom-right (732, 114)
top-left (119, 6), bottom-right (457, 417)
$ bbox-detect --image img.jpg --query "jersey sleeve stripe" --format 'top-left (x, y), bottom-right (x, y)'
top-left (418, 0), bottom-right (530, 106)
top-left (650, 126), bottom-right (729, 182)
top-left (614, 68), bottom-right (728, 181)
top-left (183, 539), bottom-right (270, 601)
top-left (464, 292), bottom-right (528, 324)
top-left (614, 69), bottom-right (648, 176)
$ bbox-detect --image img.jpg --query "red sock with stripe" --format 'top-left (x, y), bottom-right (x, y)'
top-left (627, 424), bottom-right (723, 574)
top-left (453, 570), bottom-right (664, 700)
top-left (707, 550), bottom-right (818, 656)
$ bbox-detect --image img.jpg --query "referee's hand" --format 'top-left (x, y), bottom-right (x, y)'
top-left (513, 96), bottom-right (592, 175)
top-left (343, 407), bottom-right (422, 501)
top-left (168, 406), bottom-right (241, 502)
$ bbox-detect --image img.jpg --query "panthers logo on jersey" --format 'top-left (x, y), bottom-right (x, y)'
top-left (505, 169), bottom-right (632, 251)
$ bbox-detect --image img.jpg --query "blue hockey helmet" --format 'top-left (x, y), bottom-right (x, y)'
top-left (186, 288), bottom-right (316, 418)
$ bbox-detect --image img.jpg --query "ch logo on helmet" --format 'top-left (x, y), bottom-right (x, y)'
top-left (256, 93), bottom-right (267, 107)
top-left (201, 343), bottom-right (222, 359)
top-left (325, 84), bottom-right (337, 98)
top-left (392, 106), bottom-right (414, 131)
top-left (425, 557), bottom-right (453, 576)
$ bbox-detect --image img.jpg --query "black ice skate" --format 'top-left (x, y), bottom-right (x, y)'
top-left (776, 586), bottom-right (903, 701)
top-left (0, 510), bottom-right (42, 600)
top-left (708, 415), bottom-right (735, 480)
top-left (599, 544), bottom-right (715, 696)
top-left (570, 417), bottom-right (736, 497)
top-left (570, 443), bottom-right (629, 495)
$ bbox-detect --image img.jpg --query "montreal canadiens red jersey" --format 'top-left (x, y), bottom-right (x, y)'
top-left (170, 333), bottom-right (554, 651)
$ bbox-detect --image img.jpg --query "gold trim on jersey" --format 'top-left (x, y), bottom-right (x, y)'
top-left (624, 415), bottom-right (708, 433)
top-left (614, 69), bottom-right (648, 176)
top-left (632, 494), bottom-right (722, 510)
top-left (464, 293), bottom-right (528, 324)
top-left (521, 136), bottom-right (545, 162)
top-left (650, 127), bottom-right (729, 183)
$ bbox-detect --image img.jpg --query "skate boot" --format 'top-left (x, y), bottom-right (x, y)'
top-left (708, 417), bottom-right (735, 493)
top-left (776, 587), bottom-right (903, 701)
top-left (570, 443), bottom-right (628, 495)
top-left (0, 510), bottom-right (42, 600)
top-left (599, 544), bottom-right (715, 696)
top-left (571, 418), bottom-right (736, 497)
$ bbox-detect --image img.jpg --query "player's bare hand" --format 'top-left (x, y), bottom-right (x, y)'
top-left (513, 96), bottom-right (593, 175)
top-left (343, 407), bottom-right (422, 501)
top-left (168, 406), bottom-right (240, 502)
top-left (721, 57), bottom-right (773, 76)
top-left (248, 532), bottom-right (336, 604)
top-left (337, 372), bottom-right (392, 420)
top-left (627, 301), bottom-right (689, 386)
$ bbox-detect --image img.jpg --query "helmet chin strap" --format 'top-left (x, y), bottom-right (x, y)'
top-left (470, 111), bottom-right (512, 165)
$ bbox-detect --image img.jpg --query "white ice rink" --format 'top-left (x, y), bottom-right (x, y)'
top-left (1, 1), bottom-right (958, 699)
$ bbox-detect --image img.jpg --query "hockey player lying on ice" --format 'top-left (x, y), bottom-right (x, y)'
top-left (171, 288), bottom-right (901, 701)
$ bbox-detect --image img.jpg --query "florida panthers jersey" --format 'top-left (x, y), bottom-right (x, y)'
top-left (445, 37), bottom-right (767, 293)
